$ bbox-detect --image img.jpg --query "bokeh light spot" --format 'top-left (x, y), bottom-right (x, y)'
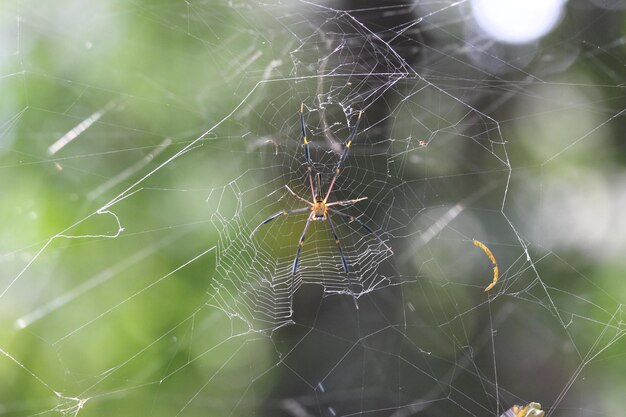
top-left (471, 0), bottom-right (567, 44)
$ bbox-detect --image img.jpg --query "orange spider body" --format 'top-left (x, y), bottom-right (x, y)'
top-left (312, 199), bottom-right (328, 219)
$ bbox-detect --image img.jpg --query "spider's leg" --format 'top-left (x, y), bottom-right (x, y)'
top-left (249, 206), bottom-right (310, 238)
top-left (328, 208), bottom-right (393, 254)
top-left (323, 110), bottom-right (363, 202)
top-left (326, 214), bottom-right (349, 273)
top-left (326, 196), bottom-right (368, 207)
top-left (284, 185), bottom-right (313, 206)
top-left (291, 212), bottom-right (314, 297)
top-left (300, 103), bottom-right (316, 200)
top-left (327, 214), bottom-right (358, 308)
top-left (300, 103), bottom-right (311, 164)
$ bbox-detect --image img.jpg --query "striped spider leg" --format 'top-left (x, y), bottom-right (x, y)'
top-left (300, 103), bottom-right (316, 200)
top-left (327, 207), bottom-right (393, 254)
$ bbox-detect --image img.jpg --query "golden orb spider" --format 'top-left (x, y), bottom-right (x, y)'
top-left (250, 104), bottom-right (391, 303)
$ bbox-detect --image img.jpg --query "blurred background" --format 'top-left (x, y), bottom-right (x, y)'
top-left (0, 1), bottom-right (624, 416)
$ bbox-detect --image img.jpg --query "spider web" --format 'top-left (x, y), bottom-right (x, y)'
top-left (1, 1), bottom-right (625, 416)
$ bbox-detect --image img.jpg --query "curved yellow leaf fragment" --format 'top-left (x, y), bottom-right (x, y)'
top-left (473, 239), bottom-right (499, 292)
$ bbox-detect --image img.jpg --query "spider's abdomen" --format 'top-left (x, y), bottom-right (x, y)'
top-left (312, 202), bottom-right (327, 219)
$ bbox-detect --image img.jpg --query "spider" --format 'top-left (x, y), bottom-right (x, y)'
top-left (250, 104), bottom-right (390, 302)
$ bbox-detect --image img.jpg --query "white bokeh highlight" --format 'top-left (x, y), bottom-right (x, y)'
top-left (471, 0), bottom-right (567, 44)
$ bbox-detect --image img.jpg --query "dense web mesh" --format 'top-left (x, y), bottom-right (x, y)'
top-left (1, 1), bottom-right (624, 417)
